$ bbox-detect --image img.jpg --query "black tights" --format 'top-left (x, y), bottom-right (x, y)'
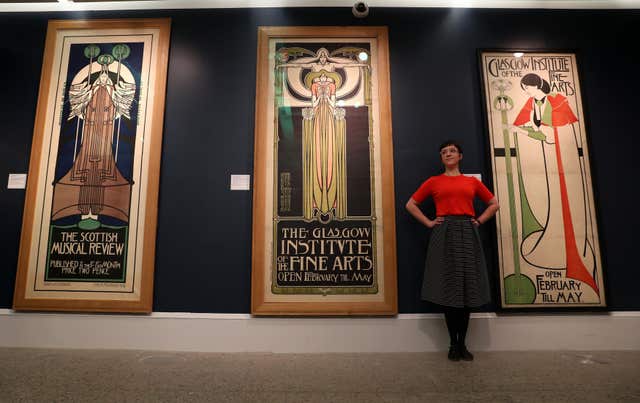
top-left (444, 308), bottom-right (470, 346)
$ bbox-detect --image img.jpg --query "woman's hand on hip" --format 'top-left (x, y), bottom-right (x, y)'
top-left (426, 217), bottom-right (444, 228)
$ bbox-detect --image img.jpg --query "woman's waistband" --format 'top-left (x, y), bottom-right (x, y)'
top-left (439, 215), bottom-right (473, 221)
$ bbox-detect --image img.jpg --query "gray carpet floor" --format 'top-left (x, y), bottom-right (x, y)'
top-left (1, 349), bottom-right (638, 402)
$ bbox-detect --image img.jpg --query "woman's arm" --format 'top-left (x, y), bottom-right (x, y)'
top-left (472, 197), bottom-right (499, 226)
top-left (506, 124), bottom-right (546, 141)
top-left (406, 198), bottom-right (442, 229)
top-left (276, 62), bottom-right (314, 69)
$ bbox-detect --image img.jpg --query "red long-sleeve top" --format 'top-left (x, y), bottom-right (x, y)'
top-left (411, 174), bottom-right (494, 217)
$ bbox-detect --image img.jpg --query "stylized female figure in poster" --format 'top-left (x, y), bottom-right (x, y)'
top-left (51, 44), bottom-right (136, 228)
top-left (276, 47), bottom-right (370, 223)
top-left (510, 73), bottom-right (598, 295)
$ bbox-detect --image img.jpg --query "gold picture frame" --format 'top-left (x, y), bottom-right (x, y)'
top-left (13, 18), bottom-right (171, 313)
top-left (252, 26), bottom-right (397, 315)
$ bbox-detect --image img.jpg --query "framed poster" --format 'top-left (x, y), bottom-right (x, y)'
top-left (252, 27), bottom-right (397, 315)
top-left (13, 19), bottom-right (171, 312)
top-left (479, 50), bottom-right (606, 308)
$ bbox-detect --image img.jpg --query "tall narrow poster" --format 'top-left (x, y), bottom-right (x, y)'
top-left (13, 19), bottom-right (171, 312)
top-left (252, 27), bottom-right (397, 315)
top-left (480, 50), bottom-right (605, 308)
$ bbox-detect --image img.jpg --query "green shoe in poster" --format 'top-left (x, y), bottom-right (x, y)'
top-left (78, 218), bottom-right (101, 230)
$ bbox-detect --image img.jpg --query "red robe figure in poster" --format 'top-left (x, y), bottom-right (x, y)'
top-left (513, 73), bottom-right (598, 294)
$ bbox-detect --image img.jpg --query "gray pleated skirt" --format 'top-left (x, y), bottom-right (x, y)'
top-left (421, 216), bottom-right (491, 308)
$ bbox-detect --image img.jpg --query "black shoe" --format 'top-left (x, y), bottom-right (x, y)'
top-left (448, 345), bottom-right (460, 361)
top-left (458, 344), bottom-right (474, 361)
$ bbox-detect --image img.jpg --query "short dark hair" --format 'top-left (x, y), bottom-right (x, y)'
top-left (439, 140), bottom-right (462, 154)
top-left (520, 73), bottom-right (550, 94)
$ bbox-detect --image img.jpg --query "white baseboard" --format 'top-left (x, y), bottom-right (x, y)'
top-left (0, 309), bottom-right (638, 352)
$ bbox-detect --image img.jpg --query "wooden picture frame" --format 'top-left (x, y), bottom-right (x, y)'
top-left (13, 18), bottom-right (171, 313)
top-left (478, 49), bottom-right (606, 308)
top-left (252, 26), bottom-right (397, 315)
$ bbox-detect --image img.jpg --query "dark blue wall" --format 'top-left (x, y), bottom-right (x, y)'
top-left (1, 8), bottom-right (637, 313)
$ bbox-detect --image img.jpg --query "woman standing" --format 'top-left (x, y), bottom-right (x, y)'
top-left (406, 140), bottom-right (499, 361)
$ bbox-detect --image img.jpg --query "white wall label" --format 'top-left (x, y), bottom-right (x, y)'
top-left (230, 174), bottom-right (250, 190)
top-left (465, 173), bottom-right (482, 181)
top-left (7, 173), bottom-right (27, 189)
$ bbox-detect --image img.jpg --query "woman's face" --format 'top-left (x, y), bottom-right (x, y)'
top-left (440, 145), bottom-right (462, 168)
top-left (318, 49), bottom-right (328, 64)
top-left (523, 84), bottom-right (543, 98)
